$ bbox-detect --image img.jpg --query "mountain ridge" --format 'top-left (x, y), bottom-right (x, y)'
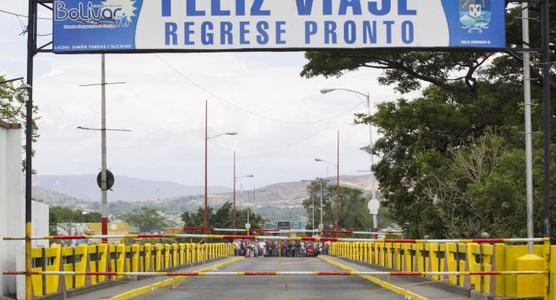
top-left (33, 174), bottom-right (231, 202)
top-left (33, 175), bottom-right (376, 221)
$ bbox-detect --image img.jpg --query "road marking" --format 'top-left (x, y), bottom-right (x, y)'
top-left (109, 257), bottom-right (244, 300)
top-left (318, 255), bottom-right (428, 300)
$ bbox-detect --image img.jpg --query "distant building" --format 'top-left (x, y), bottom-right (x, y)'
top-left (55, 220), bottom-right (134, 245)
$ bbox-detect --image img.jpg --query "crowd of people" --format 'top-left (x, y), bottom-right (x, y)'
top-left (234, 240), bottom-right (329, 257)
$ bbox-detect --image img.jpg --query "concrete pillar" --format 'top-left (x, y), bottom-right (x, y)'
top-left (0, 121), bottom-right (24, 298)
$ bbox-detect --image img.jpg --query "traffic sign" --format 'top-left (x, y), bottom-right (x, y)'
top-left (277, 221), bottom-right (290, 230)
top-left (96, 170), bottom-right (114, 190)
top-left (264, 222), bottom-right (278, 230)
top-left (368, 198), bottom-right (380, 215)
top-left (291, 222), bottom-right (304, 230)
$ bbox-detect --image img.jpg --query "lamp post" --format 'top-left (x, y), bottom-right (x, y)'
top-left (301, 179), bottom-right (324, 230)
top-left (315, 130), bottom-right (341, 231)
top-left (204, 100), bottom-right (238, 229)
top-left (521, 0), bottom-right (534, 253)
top-left (321, 89), bottom-right (375, 197)
top-left (232, 152), bottom-right (253, 229)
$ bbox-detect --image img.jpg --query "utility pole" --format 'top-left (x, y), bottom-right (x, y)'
top-left (312, 188), bottom-right (315, 230)
top-left (521, 0), bottom-right (534, 252)
top-left (253, 185), bottom-right (256, 216)
top-left (541, 0), bottom-right (551, 239)
top-left (78, 55), bottom-right (127, 243)
top-left (25, 1), bottom-right (36, 298)
top-left (233, 151), bottom-right (236, 229)
top-left (234, 171), bottom-right (253, 230)
top-left (365, 91), bottom-right (375, 197)
top-left (320, 88), bottom-right (374, 193)
top-left (204, 102), bottom-right (237, 229)
top-left (100, 54), bottom-right (108, 243)
top-left (336, 130), bottom-right (340, 231)
top-left (204, 100), bottom-right (208, 229)
top-left (320, 180), bottom-right (324, 229)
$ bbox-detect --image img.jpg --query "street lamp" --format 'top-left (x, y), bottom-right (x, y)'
top-left (246, 186), bottom-right (266, 234)
top-left (315, 130), bottom-right (341, 231)
top-left (204, 100), bottom-right (239, 229)
top-left (321, 88), bottom-right (375, 197)
top-left (301, 180), bottom-right (324, 233)
top-left (233, 152), bottom-right (253, 229)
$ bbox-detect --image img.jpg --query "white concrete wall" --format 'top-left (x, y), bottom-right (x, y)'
top-left (0, 123), bottom-right (49, 299)
top-left (32, 201), bottom-right (49, 248)
top-left (0, 122), bottom-right (24, 298)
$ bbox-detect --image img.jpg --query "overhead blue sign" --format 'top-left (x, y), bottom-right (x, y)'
top-left (52, 0), bottom-right (506, 53)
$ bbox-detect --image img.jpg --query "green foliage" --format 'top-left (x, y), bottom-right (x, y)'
top-left (300, 5), bottom-right (556, 238)
top-left (122, 207), bottom-right (169, 233)
top-left (302, 178), bottom-right (371, 231)
top-left (1, 76), bottom-right (40, 172)
top-left (181, 202), bottom-right (265, 229)
top-left (49, 206), bottom-right (101, 225)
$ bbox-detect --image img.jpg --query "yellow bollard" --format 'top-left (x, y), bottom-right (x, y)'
top-left (115, 244), bottom-right (126, 279)
top-left (163, 244), bottom-right (171, 269)
top-left (172, 243), bottom-right (179, 267)
top-left (154, 244), bottom-right (163, 271)
top-left (179, 243), bottom-right (185, 265)
top-left (403, 243), bottom-right (412, 272)
top-left (143, 243), bottom-right (152, 272)
top-left (32, 244), bottom-right (62, 297)
top-left (516, 254), bottom-right (544, 298)
top-left (62, 245), bottom-right (89, 289)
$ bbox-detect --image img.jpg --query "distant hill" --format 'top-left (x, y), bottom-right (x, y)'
top-left (32, 175), bottom-right (376, 222)
top-left (155, 175), bottom-right (376, 221)
top-left (32, 175), bottom-right (231, 202)
top-left (33, 187), bottom-right (94, 210)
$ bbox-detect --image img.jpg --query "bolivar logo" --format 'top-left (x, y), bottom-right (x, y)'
top-left (459, 0), bottom-right (492, 33)
top-left (55, 0), bottom-right (137, 27)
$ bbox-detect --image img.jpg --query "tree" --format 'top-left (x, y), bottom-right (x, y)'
top-left (421, 131), bottom-right (525, 237)
top-left (299, 5), bottom-right (556, 238)
top-left (122, 207), bottom-right (169, 233)
top-left (301, 5), bottom-right (556, 98)
top-left (181, 202), bottom-right (265, 230)
top-left (1, 75), bottom-right (40, 171)
top-left (49, 206), bottom-right (101, 225)
top-left (302, 179), bottom-right (371, 231)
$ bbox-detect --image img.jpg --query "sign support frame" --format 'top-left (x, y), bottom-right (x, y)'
top-left (22, 1), bottom-right (552, 298)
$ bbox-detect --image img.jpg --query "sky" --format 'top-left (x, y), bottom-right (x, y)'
top-left (0, 2), bottom-right (413, 189)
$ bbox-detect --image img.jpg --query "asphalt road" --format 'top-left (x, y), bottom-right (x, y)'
top-left (135, 257), bottom-right (404, 300)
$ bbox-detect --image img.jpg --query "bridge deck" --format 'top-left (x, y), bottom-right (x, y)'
top-left (75, 256), bottom-right (472, 300)
top-left (135, 257), bottom-right (402, 300)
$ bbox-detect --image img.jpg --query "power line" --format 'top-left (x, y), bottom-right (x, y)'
top-left (155, 55), bottom-right (364, 125)
top-left (0, 9), bottom-right (51, 20)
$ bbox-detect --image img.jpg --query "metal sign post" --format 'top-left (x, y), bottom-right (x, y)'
top-left (20, 1), bottom-right (552, 298)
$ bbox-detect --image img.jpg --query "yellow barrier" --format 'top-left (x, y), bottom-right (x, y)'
top-left (31, 244), bottom-right (61, 296)
top-left (125, 244), bottom-right (139, 273)
top-left (330, 240), bottom-right (553, 299)
top-left (62, 244), bottom-right (88, 289)
top-left (28, 242), bottom-right (235, 297)
top-left (88, 243), bottom-right (108, 284)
